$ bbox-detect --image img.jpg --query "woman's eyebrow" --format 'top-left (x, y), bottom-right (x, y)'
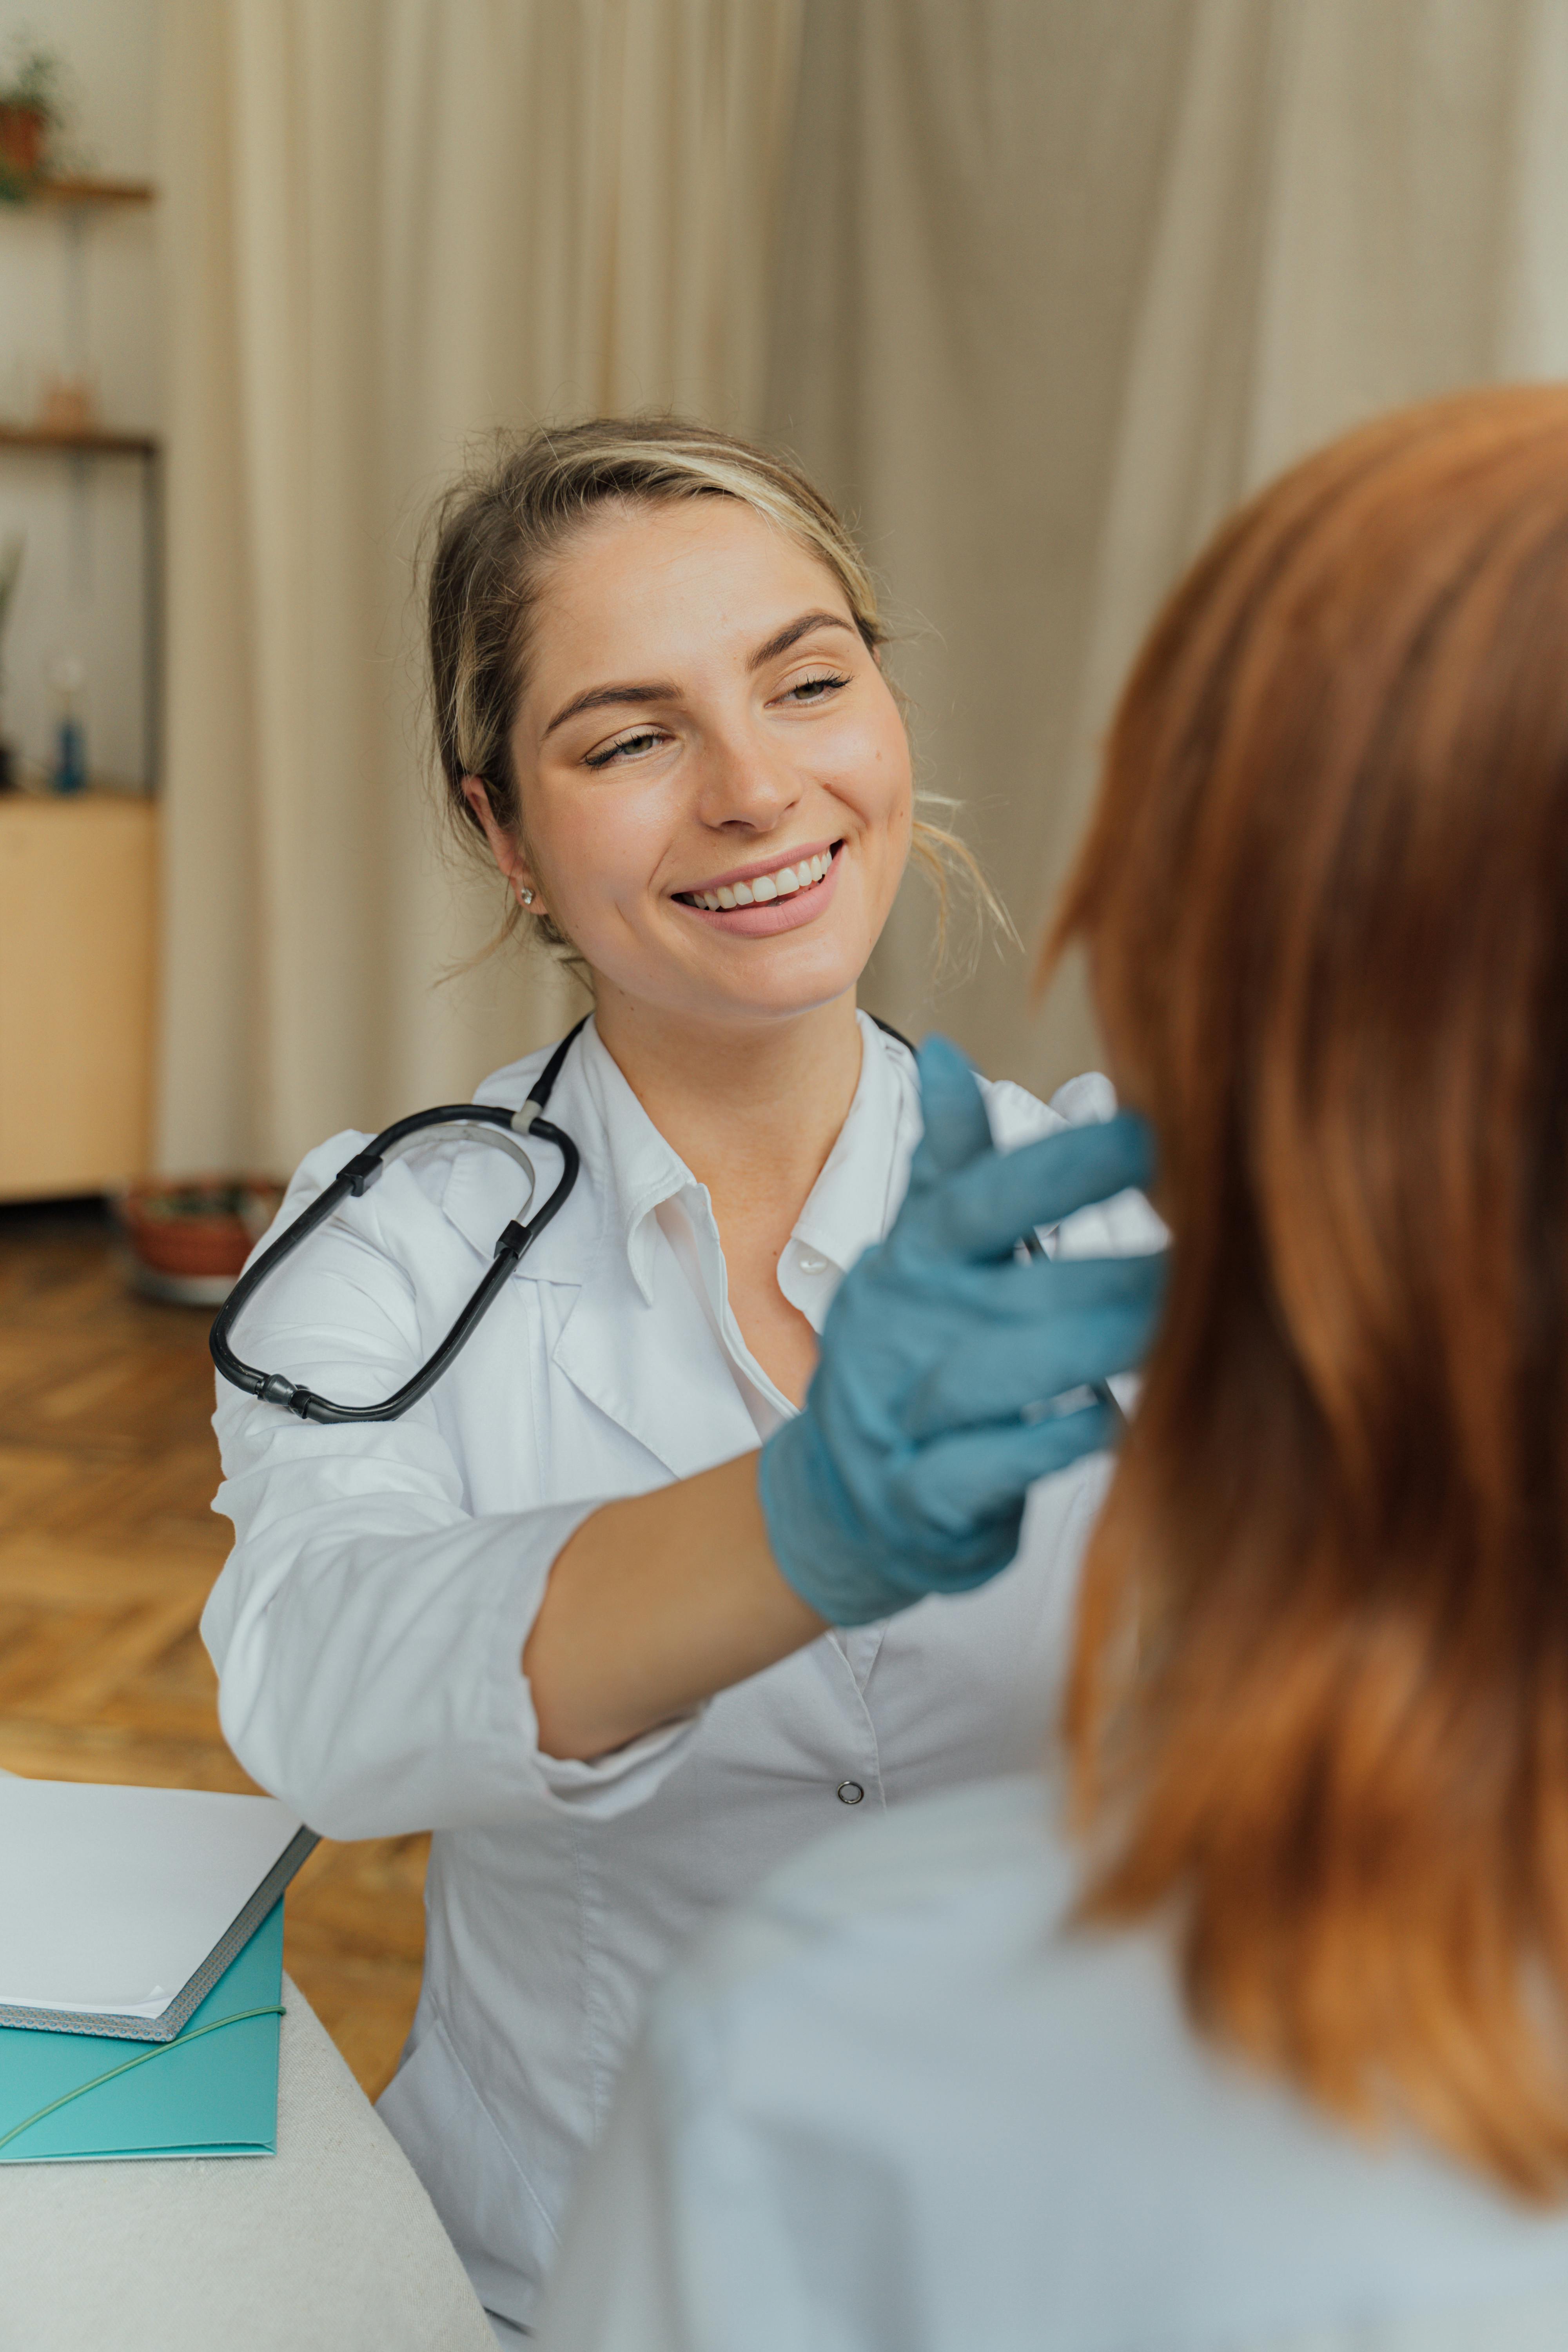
top-left (749, 611), bottom-right (857, 669)
top-left (542, 680), bottom-right (677, 741)
top-left (541, 613), bottom-right (856, 742)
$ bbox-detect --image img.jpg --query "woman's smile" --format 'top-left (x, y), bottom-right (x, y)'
top-left (671, 839), bottom-right (844, 935)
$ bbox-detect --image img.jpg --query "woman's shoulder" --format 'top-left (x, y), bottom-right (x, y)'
top-left (268, 1036), bottom-right (575, 1246)
top-left (650, 1775), bottom-right (1568, 2351)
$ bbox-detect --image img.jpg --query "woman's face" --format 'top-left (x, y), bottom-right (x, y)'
top-left (468, 497), bottom-right (913, 1031)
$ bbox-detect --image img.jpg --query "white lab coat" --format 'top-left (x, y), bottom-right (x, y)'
top-left (203, 1014), bottom-right (1145, 2334)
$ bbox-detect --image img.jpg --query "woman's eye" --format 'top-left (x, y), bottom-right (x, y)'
top-left (779, 671), bottom-right (849, 706)
top-left (584, 728), bottom-right (668, 769)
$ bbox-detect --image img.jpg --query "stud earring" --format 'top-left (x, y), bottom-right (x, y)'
top-left (519, 887), bottom-right (535, 907)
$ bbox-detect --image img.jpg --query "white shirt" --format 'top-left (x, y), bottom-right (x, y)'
top-left (536, 1775), bottom-right (1568, 2352)
top-left (203, 1014), bottom-right (1146, 2333)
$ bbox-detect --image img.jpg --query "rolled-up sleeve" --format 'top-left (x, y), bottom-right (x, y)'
top-left (203, 1142), bottom-right (704, 1840)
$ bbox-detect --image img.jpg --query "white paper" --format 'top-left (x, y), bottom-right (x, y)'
top-left (0, 1778), bottom-right (303, 2018)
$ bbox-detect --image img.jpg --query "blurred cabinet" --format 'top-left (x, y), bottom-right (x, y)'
top-left (0, 793), bottom-right (156, 1198)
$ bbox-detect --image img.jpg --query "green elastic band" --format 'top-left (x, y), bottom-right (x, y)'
top-left (0, 2004), bottom-right (287, 2155)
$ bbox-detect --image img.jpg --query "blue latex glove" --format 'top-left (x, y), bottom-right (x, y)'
top-left (757, 1035), bottom-right (1163, 1626)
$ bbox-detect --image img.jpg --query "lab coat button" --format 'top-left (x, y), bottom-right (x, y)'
top-left (836, 1780), bottom-right (865, 1805)
top-left (796, 1250), bottom-right (827, 1275)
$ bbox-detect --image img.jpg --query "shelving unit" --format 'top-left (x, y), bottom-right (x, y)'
top-left (16, 178), bottom-right (154, 209)
top-left (0, 426), bottom-right (161, 791)
top-left (0, 172), bottom-right (162, 795)
top-left (0, 173), bottom-right (162, 1196)
top-left (0, 425), bottom-right (157, 456)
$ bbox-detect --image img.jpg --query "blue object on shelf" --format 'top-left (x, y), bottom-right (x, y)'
top-left (0, 1900), bottom-right (284, 2164)
top-left (50, 713), bottom-right (86, 794)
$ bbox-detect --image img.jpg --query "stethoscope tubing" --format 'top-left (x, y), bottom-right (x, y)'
top-left (210, 1025), bottom-right (587, 1425)
top-left (210, 1010), bottom-right (1122, 1437)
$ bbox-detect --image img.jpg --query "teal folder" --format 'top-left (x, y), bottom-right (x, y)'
top-left (0, 1901), bottom-right (284, 2164)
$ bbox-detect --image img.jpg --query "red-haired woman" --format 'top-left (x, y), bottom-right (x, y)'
top-left (536, 386), bottom-right (1568, 2350)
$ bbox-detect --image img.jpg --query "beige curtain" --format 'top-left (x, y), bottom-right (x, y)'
top-left (772, 0), bottom-right (1568, 1095)
top-left (158, 0), bottom-right (1568, 1171)
top-left (156, 0), bottom-right (802, 1173)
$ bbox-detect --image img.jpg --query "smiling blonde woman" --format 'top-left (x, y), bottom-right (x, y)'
top-left (201, 417), bottom-right (1161, 2341)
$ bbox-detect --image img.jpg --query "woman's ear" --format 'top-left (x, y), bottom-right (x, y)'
top-left (461, 775), bottom-right (546, 914)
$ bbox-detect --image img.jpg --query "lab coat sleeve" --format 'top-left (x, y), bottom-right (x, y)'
top-left (203, 1140), bottom-right (703, 1841)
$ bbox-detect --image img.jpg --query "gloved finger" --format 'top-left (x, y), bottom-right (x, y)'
top-left (888, 1400), bottom-right (1118, 1534)
top-left (907, 1035), bottom-right (993, 1185)
top-left (869, 1241), bottom-right (1167, 1328)
top-left (918, 1112), bottom-right (1158, 1262)
top-left (900, 1295), bottom-right (1160, 1440)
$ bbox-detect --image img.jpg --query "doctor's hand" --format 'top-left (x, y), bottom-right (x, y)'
top-left (757, 1036), bottom-right (1164, 1628)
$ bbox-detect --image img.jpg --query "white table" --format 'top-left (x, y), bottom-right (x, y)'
top-left (0, 1975), bottom-right (495, 2351)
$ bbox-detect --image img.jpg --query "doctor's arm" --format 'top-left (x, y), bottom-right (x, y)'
top-left (524, 1042), bottom-right (1161, 1762)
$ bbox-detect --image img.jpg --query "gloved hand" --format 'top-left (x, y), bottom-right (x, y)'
top-left (757, 1035), bottom-right (1163, 1626)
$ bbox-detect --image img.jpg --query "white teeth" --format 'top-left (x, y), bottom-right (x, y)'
top-left (690, 853), bottom-right (833, 910)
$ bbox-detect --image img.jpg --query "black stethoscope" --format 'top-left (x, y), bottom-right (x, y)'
top-left (211, 1017), bottom-right (591, 1425)
top-left (211, 1013), bottom-right (917, 1428)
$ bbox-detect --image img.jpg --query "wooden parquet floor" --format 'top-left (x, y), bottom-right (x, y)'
top-left (0, 1200), bottom-right (427, 2097)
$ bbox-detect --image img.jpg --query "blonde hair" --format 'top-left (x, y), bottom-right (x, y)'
top-left (424, 415), bottom-right (1005, 966)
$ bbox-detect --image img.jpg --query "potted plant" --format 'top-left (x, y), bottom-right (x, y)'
top-left (0, 45), bottom-right (65, 192)
top-left (119, 1178), bottom-right (287, 1305)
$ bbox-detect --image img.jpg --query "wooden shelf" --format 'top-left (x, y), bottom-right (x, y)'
top-left (0, 423), bottom-right (158, 457)
top-left (0, 783), bottom-right (151, 808)
top-left (1, 174), bottom-right (155, 209)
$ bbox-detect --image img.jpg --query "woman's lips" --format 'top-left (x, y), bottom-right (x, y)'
top-left (674, 846), bottom-right (844, 938)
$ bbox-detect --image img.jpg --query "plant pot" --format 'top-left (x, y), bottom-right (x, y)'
top-left (120, 1178), bottom-right (285, 1287)
top-left (0, 104), bottom-right (46, 178)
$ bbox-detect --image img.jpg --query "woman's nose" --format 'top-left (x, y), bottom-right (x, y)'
top-left (693, 724), bottom-right (800, 831)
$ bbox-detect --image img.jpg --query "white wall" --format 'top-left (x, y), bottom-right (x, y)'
top-left (0, 0), bottom-right (160, 789)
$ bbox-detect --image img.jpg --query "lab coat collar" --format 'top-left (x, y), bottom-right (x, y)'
top-left (578, 1011), bottom-right (922, 1310)
top-left (791, 1014), bottom-right (919, 1281)
top-left (440, 1013), bottom-right (918, 1481)
top-left (448, 1011), bottom-right (917, 1293)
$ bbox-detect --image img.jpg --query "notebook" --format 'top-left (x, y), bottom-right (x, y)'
top-left (0, 1900), bottom-right (286, 2163)
top-left (0, 1777), bottom-right (316, 2042)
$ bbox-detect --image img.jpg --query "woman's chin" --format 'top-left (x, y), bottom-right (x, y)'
top-left (597, 932), bottom-right (867, 1028)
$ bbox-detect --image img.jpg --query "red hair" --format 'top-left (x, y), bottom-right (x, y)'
top-left (1050, 386), bottom-right (1568, 2194)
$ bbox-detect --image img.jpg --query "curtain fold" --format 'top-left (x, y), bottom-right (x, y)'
top-left (156, 0), bottom-right (803, 1173)
top-left (159, 0), bottom-right (1568, 1165)
top-left (771, 0), bottom-right (1568, 1094)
